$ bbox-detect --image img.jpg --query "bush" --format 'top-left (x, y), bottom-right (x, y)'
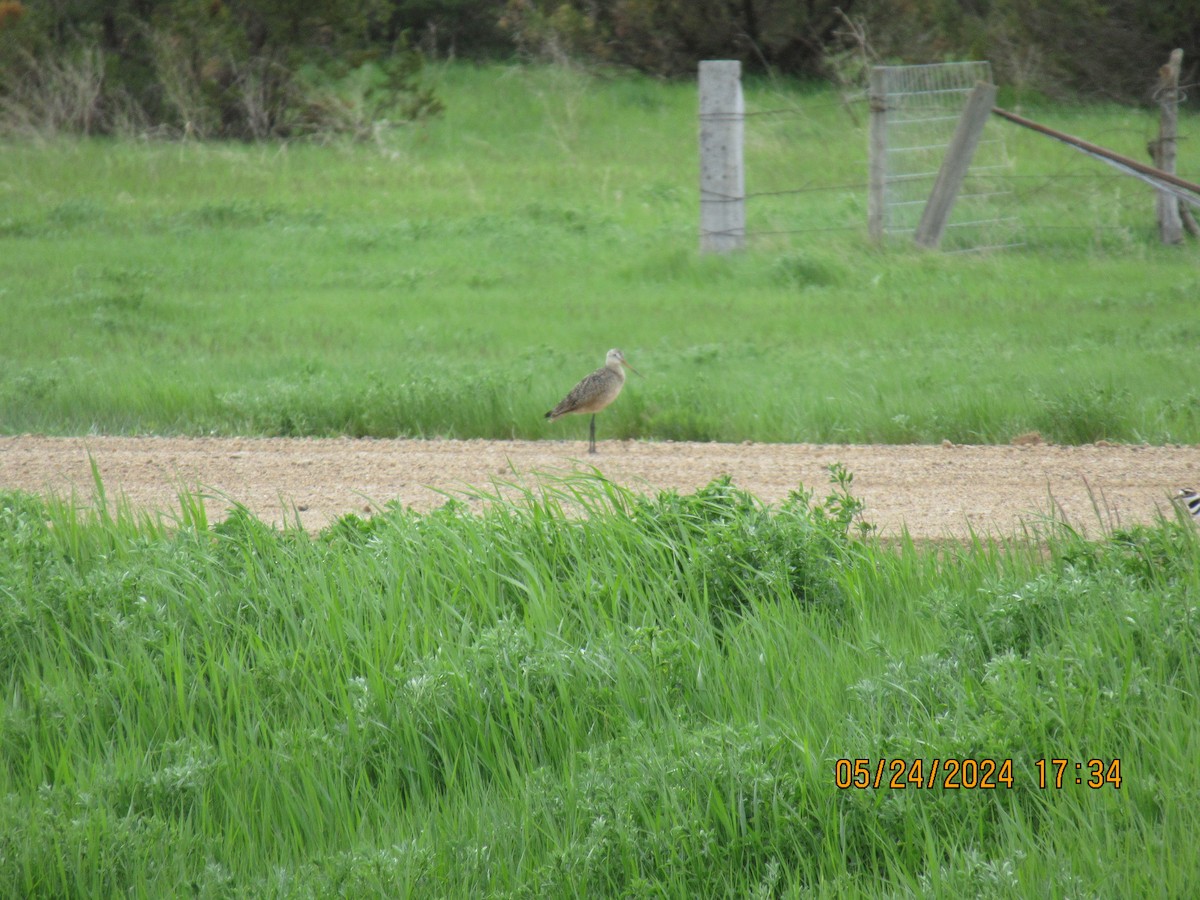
top-left (0, 0), bottom-right (443, 139)
top-left (497, 0), bottom-right (1199, 102)
top-left (633, 466), bottom-right (871, 624)
top-left (855, 0), bottom-right (1200, 102)
top-left (2, 0), bottom-right (1193, 137)
top-left (499, 0), bottom-right (849, 77)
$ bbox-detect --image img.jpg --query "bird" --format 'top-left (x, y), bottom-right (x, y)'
top-left (545, 348), bottom-right (639, 454)
top-left (1173, 488), bottom-right (1200, 522)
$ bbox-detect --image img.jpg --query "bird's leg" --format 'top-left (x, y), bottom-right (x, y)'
top-left (588, 414), bottom-right (597, 454)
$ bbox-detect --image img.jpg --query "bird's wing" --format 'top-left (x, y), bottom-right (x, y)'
top-left (548, 367), bottom-right (606, 418)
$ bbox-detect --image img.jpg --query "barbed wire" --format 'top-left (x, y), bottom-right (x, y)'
top-left (700, 224), bottom-right (864, 239)
top-left (749, 183), bottom-right (870, 198)
top-left (698, 92), bottom-right (869, 122)
top-left (702, 182), bottom-right (870, 203)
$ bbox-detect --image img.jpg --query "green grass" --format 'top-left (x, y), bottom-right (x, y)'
top-left (2, 64), bottom-right (1200, 443)
top-left (2, 472), bottom-right (1199, 896)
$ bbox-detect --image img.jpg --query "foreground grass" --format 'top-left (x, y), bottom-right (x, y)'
top-left (2, 472), bottom-right (1198, 896)
top-left (2, 64), bottom-right (1200, 443)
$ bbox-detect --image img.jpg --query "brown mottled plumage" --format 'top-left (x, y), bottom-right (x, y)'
top-left (545, 349), bottom-right (638, 454)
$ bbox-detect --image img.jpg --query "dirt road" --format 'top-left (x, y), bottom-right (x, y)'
top-left (2, 434), bottom-right (1197, 538)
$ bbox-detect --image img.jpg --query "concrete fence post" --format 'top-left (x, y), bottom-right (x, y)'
top-left (699, 60), bottom-right (745, 253)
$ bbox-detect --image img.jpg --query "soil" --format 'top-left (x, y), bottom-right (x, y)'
top-left (3, 434), bottom-right (1198, 539)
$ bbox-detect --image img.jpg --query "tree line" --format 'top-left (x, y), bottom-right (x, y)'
top-left (0, 0), bottom-right (1194, 138)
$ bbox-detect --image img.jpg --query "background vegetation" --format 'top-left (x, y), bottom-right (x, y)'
top-left (495, 0), bottom-right (1200, 101)
top-left (2, 471), bottom-right (1199, 896)
top-left (0, 0), bottom-right (442, 138)
top-left (1, 0), bottom-right (1196, 139)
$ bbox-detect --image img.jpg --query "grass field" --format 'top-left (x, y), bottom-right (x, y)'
top-left (2, 471), bottom-right (1199, 896)
top-left (3, 64), bottom-right (1200, 444)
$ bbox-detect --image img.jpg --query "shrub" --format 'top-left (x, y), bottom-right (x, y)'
top-left (0, 0), bottom-right (442, 139)
top-left (633, 466), bottom-right (870, 624)
top-left (493, 0), bottom-right (1196, 101)
top-left (855, 0), bottom-right (1200, 102)
top-left (499, 0), bottom-right (849, 77)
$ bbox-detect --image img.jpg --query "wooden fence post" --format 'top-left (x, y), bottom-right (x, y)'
top-left (913, 81), bottom-right (997, 248)
top-left (699, 60), bottom-right (745, 254)
top-left (867, 67), bottom-right (887, 243)
top-left (1153, 49), bottom-right (1185, 244)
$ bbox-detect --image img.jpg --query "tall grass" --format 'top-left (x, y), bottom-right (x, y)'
top-left (2, 64), bottom-right (1199, 443)
top-left (2, 473), bottom-right (1198, 895)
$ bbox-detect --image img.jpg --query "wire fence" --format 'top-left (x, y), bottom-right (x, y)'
top-left (701, 61), bottom-right (1198, 253)
top-left (699, 90), bottom-right (871, 245)
top-left (873, 62), bottom-right (1020, 251)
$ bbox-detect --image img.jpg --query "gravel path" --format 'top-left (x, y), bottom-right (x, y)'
top-left (3, 435), bottom-right (1197, 538)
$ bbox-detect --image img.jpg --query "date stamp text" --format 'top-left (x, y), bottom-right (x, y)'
top-left (833, 758), bottom-right (1122, 790)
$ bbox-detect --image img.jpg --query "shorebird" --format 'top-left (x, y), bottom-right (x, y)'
top-left (1174, 488), bottom-right (1200, 522)
top-left (545, 348), bottom-right (639, 454)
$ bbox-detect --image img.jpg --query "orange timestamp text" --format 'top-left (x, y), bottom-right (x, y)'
top-left (1034, 758), bottom-right (1122, 789)
top-left (835, 757), bottom-right (1014, 790)
top-left (834, 758), bottom-right (1122, 790)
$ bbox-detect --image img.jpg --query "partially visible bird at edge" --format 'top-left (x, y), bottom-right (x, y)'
top-left (545, 348), bottom-right (639, 454)
top-left (1174, 488), bottom-right (1200, 523)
